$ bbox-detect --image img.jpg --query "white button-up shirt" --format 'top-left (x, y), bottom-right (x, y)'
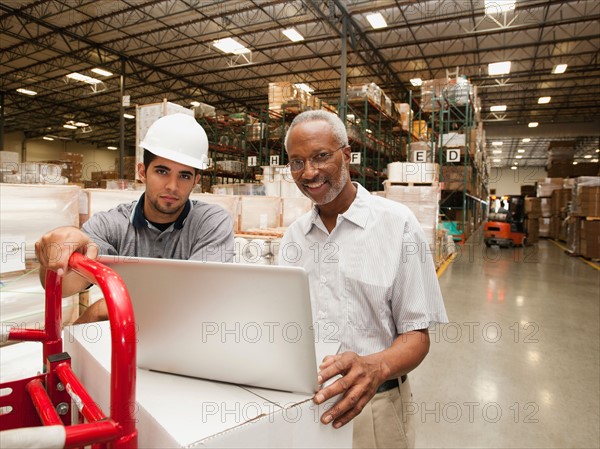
top-left (279, 183), bottom-right (448, 356)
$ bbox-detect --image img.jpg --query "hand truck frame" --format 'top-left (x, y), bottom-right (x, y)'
top-left (0, 252), bottom-right (137, 448)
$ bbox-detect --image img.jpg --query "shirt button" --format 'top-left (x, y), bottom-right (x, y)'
top-left (320, 276), bottom-right (327, 284)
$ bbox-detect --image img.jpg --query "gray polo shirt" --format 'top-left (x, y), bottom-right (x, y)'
top-left (82, 193), bottom-right (234, 263)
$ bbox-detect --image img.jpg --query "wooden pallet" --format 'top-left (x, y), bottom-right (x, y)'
top-left (386, 181), bottom-right (440, 188)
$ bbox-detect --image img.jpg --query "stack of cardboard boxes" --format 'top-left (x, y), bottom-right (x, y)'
top-left (536, 178), bottom-right (564, 237)
top-left (60, 152), bottom-right (83, 184)
top-left (568, 177), bottom-right (600, 259)
top-left (524, 197), bottom-right (541, 244)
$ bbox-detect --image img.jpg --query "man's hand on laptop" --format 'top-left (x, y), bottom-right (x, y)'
top-left (313, 351), bottom-right (389, 429)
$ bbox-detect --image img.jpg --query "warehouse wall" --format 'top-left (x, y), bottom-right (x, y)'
top-left (3, 131), bottom-right (118, 175)
top-left (488, 166), bottom-right (548, 196)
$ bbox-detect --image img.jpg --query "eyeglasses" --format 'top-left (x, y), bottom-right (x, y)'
top-left (287, 145), bottom-right (347, 172)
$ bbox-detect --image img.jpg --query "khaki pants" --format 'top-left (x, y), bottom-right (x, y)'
top-left (352, 378), bottom-right (415, 449)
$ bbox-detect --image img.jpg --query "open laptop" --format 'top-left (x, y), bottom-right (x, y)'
top-left (95, 255), bottom-right (318, 394)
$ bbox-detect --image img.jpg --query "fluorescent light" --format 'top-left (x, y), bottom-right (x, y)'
top-left (123, 113), bottom-right (135, 119)
top-left (522, 138), bottom-right (531, 143)
top-left (43, 136), bottom-right (54, 141)
top-left (282, 28), bottom-right (304, 42)
top-left (516, 155), bottom-right (523, 159)
top-left (410, 78), bottom-right (423, 87)
top-left (65, 72), bottom-right (102, 85)
top-left (63, 124), bottom-right (77, 130)
top-left (552, 64), bottom-right (568, 74)
top-left (492, 141), bottom-right (503, 146)
top-left (513, 162), bottom-right (518, 165)
top-left (493, 158), bottom-right (501, 162)
top-left (74, 122), bottom-right (89, 127)
top-left (490, 105), bottom-right (507, 112)
top-left (592, 159), bottom-right (599, 163)
top-left (190, 101), bottom-right (201, 107)
top-left (213, 37), bottom-right (250, 55)
top-left (91, 68), bottom-right (113, 77)
top-left (528, 122), bottom-right (539, 128)
top-left (597, 149), bottom-right (600, 153)
top-left (107, 146), bottom-right (118, 150)
top-left (488, 61), bottom-right (511, 76)
top-left (538, 96), bottom-right (551, 104)
top-left (493, 150), bottom-right (502, 154)
top-left (572, 161), bottom-right (578, 165)
top-left (485, 0), bottom-right (516, 15)
top-left (584, 155), bottom-right (592, 159)
top-left (517, 149), bottom-right (525, 153)
top-left (366, 13), bottom-right (387, 29)
top-left (295, 83), bottom-right (314, 93)
top-left (511, 166), bottom-right (518, 170)
top-left (16, 88), bottom-right (37, 96)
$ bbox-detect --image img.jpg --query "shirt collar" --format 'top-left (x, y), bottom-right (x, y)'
top-left (303, 182), bottom-right (371, 235)
top-left (131, 193), bottom-right (192, 230)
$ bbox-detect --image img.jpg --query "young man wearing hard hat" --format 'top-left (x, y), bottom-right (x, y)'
top-left (35, 113), bottom-right (234, 322)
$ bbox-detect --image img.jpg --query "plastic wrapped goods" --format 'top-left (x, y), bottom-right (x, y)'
top-left (0, 184), bottom-right (80, 258)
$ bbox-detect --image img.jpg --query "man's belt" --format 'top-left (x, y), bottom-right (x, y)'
top-left (376, 375), bottom-right (407, 394)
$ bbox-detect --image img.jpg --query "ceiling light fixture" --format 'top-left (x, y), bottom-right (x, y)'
top-left (410, 78), bottom-right (423, 87)
top-left (552, 64), bottom-right (568, 74)
top-left (74, 122), bottom-right (89, 127)
top-left (572, 161), bottom-right (578, 165)
top-left (16, 88), bottom-right (38, 96)
top-left (584, 155), bottom-right (592, 159)
top-left (63, 124), bottom-right (77, 130)
top-left (492, 141), bottom-right (503, 146)
top-left (516, 155), bottom-right (523, 159)
top-left (488, 61), bottom-right (511, 76)
top-left (485, 0), bottom-right (516, 15)
top-left (366, 13), bottom-right (387, 29)
top-left (490, 105), bottom-right (507, 112)
top-left (592, 159), bottom-right (599, 163)
top-left (65, 72), bottom-right (102, 85)
top-left (522, 138), bottom-right (531, 143)
top-left (213, 37), bottom-right (250, 54)
top-left (517, 149), bottom-right (525, 153)
top-left (513, 162), bottom-right (518, 165)
top-left (107, 146), bottom-right (118, 150)
top-left (538, 96), bottom-right (551, 104)
top-left (528, 122), bottom-right (539, 128)
top-left (493, 150), bottom-right (502, 154)
top-left (123, 113), bottom-right (135, 119)
top-left (511, 166), bottom-right (518, 170)
top-left (493, 158), bottom-right (501, 163)
top-left (282, 28), bottom-right (304, 42)
top-left (91, 68), bottom-right (113, 77)
top-left (43, 136), bottom-right (54, 141)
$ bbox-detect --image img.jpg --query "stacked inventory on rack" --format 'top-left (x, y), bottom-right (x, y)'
top-left (524, 197), bottom-right (541, 245)
top-left (537, 178), bottom-right (565, 238)
top-left (346, 82), bottom-right (407, 191)
top-left (408, 71), bottom-right (488, 242)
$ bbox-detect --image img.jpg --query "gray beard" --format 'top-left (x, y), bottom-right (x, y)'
top-left (305, 163), bottom-right (349, 205)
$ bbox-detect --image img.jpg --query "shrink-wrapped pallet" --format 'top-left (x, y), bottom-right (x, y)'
top-left (0, 184), bottom-right (80, 258)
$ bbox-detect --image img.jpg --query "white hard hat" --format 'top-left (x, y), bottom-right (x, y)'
top-left (140, 113), bottom-right (209, 169)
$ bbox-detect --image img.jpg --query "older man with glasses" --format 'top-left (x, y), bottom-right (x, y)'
top-left (279, 110), bottom-right (447, 449)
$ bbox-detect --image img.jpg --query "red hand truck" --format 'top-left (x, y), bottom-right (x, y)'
top-left (0, 253), bottom-right (137, 448)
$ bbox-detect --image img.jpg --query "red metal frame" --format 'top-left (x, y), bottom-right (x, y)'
top-left (0, 253), bottom-right (137, 448)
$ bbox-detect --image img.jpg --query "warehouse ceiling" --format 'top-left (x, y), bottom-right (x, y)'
top-left (1, 0), bottom-right (599, 168)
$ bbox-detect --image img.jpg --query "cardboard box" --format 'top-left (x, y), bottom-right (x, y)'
top-left (65, 323), bottom-right (351, 448)
top-left (567, 217), bottom-right (582, 254)
top-left (540, 198), bottom-right (552, 217)
top-left (579, 220), bottom-right (600, 259)
top-left (525, 218), bottom-right (539, 244)
top-left (524, 198), bottom-right (541, 217)
top-left (573, 186), bottom-right (600, 217)
top-left (387, 162), bottom-right (439, 184)
top-left (441, 166), bottom-right (472, 191)
top-left (537, 178), bottom-right (564, 197)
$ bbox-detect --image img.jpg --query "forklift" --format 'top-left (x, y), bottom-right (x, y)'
top-left (483, 195), bottom-right (527, 247)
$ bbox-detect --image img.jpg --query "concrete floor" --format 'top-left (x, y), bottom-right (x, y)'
top-left (412, 238), bottom-right (600, 448)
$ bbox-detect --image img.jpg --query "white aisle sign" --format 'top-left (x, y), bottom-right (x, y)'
top-left (447, 148), bottom-right (461, 162)
top-left (350, 152), bottom-right (361, 164)
top-left (270, 155), bottom-right (280, 166)
top-left (247, 156), bottom-right (257, 167)
top-left (413, 150), bottom-right (427, 162)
